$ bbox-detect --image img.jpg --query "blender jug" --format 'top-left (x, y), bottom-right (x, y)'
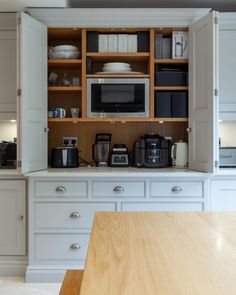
top-left (92, 133), bottom-right (112, 167)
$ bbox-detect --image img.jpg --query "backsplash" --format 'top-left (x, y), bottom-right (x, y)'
top-left (0, 122), bottom-right (17, 142)
top-left (219, 121), bottom-right (236, 147)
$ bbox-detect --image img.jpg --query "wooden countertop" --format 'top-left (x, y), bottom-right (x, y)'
top-left (80, 212), bottom-right (236, 295)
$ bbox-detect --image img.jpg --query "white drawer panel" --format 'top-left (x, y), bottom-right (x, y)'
top-left (211, 180), bottom-right (236, 211)
top-left (35, 233), bottom-right (89, 260)
top-left (150, 181), bottom-right (203, 198)
top-left (92, 181), bottom-right (145, 198)
top-left (121, 202), bottom-right (203, 212)
top-left (35, 202), bottom-right (116, 229)
top-left (35, 181), bottom-right (88, 198)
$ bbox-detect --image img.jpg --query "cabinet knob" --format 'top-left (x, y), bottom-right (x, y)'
top-left (70, 243), bottom-right (81, 250)
top-left (70, 212), bottom-right (81, 219)
top-left (113, 186), bottom-right (124, 192)
top-left (55, 186), bottom-right (67, 193)
top-left (187, 127), bottom-right (192, 133)
top-left (44, 127), bottom-right (49, 132)
top-left (18, 215), bottom-right (24, 222)
top-left (171, 186), bottom-right (182, 193)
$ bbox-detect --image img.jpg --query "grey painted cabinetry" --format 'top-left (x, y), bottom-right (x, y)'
top-left (0, 180), bottom-right (26, 255)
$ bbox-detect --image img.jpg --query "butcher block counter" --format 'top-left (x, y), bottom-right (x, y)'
top-left (80, 212), bottom-right (236, 295)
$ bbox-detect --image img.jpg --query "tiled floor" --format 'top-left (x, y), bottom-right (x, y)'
top-left (0, 277), bottom-right (61, 295)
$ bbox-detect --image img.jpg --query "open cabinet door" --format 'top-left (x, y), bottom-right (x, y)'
top-left (189, 11), bottom-right (219, 173)
top-left (17, 12), bottom-right (47, 173)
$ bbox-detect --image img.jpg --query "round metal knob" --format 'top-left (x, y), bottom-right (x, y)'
top-left (70, 212), bottom-right (81, 219)
top-left (113, 186), bottom-right (124, 192)
top-left (18, 216), bottom-right (24, 222)
top-left (70, 243), bottom-right (81, 250)
top-left (171, 186), bottom-right (182, 193)
top-left (44, 127), bottom-right (49, 132)
top-left (187, 127), bottom-right (192, 133)
top-left (55, 186), bottom-right (67, 193)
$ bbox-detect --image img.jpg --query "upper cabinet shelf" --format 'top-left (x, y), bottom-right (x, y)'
top-left (155, 59), bottom-right (188, 64)
top-left (48, 59), bottom-right (82, 68)
top-left (86, 52), bottom-right (150, 62)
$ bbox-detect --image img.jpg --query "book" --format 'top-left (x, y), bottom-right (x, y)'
top-left (127, 34), bottom-right (137, 52)
top-left (162, 38), bottom-right (171, 59)
top-left (87, 31), bottom-right (98, 52)
top-left (98, 34), bottom-right (108, 52)
top-left (118, 34), bottom-right (128, 52)
top-left (155, 34), bottom-right (163, 58)
top-left (108, 34), bottom-right (118, 52)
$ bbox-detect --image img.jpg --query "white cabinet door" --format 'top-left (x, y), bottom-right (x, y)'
top-left (211, 180), bottom-right (236, 211)
top-left (0, 180), bottom-right (26, 255)
top-left (17, 12), bottom-right (48, 173)
top-left (219, 30), bottom-right (236, 120)
top-left (0, 31), bottom-right (16, 117)
top-left (189, 11), bottom-right (219, 172)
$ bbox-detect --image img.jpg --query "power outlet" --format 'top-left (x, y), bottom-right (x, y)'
top-left (63, 137), bottom-right (78, 146)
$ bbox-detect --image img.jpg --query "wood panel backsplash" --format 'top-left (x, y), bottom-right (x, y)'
top-left (48, 122), bottom-right (188, 165)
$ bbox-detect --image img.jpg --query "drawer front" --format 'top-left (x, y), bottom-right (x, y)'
top-left (92, 181), bottom-right (145, 198)
top-left (35, 202), bottom-right (116, 229)
top-left (211, 180), bottom-right (236, 211)
top-left (150, 181), bottom-right (203, 198)
top-left (121, 202), bottom-right (203, 212)
top-left (35, 181), bottom-right (88, 198)
top-left (35, 233), bottom-right (89, 260)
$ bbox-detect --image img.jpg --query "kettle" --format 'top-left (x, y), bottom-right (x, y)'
top-left (171, 140), bottom-right (188, 168)
top-left (92, 133), bottom-right (112, 167)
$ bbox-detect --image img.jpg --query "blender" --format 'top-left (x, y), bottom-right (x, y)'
top-left (92, 133), bottom-right (112, 167)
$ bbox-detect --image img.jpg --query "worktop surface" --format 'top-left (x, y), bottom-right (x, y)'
top-left (81, 212), bottom-right (236, 295)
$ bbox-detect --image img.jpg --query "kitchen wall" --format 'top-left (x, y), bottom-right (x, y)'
top-left (0, 122), bottom-right (17, 142)
top-left (219, 121), bottom-right (236, 147)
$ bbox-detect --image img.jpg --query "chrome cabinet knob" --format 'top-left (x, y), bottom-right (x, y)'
top-left (70, 212), bottom-right (81, 219)
top-left (187, 127), bottom-right (192, 133)
top-left (113, 186), bottom-right (124, 192)
top-left (18, 216), bottom-right (24, 222)
top-left (44, 127), bottom-right (49, 132)
top-left (171, 186), bottom-right (182, 193)
top-left (70, 243), bottom-right (80, 250)
top-left (55, 186), bottom-right (67, 193)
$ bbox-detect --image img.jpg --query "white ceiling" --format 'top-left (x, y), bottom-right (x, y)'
top-left (0, 0), bottom-right (69, 12)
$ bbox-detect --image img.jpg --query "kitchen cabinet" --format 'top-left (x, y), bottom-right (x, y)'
top-left (26, 171), bottom-right (209, 282)
top-left (211, 179), bottom-right (236, 211)
top-left (0, 180), bottom-right (26, 255)
top-left (219, 13), bottom-right (236, 120)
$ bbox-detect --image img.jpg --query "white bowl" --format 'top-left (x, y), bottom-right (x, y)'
top-left (54, 45), bottom-right (78, 51)
top-left (49, 50), bottom-right (80, 59)
top-left (103, 62), bottom-right (131, 67)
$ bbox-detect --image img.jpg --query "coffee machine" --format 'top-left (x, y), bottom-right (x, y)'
top-left (92, 133), bottom-right (112, 167)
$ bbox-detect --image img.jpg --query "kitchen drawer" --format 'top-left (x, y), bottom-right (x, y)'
top-left (35, 202), bottom-right (116, 229)
top-left (35, 181), bottom-right (88, 198)
top-left (121, 202), bottom-right (204, 211)
top-left (92, 181), bottom-right (145, 198)
top-left (150, 181), bottom-right (203, 198)
top-left (211, 180), bottom-right (236, 211)
top-left (35, 233), bottom-right (89, 261)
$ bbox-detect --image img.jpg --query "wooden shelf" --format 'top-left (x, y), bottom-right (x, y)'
top-left (48, 86), bottom-right (82, 92)
top-left (154, 86), bottom-right (188, 91)
top-left (155, 59), bottom-right (188, 64)
top-left (48, 117), bottom-right (188, 123)
top-left (48, 59), bottom-right (82, 68)
top-left (86, 52), bottom-right (150, 62)
top-left (86, 74), bottom-right (150, 78)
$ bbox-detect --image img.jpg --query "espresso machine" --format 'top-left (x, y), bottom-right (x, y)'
top-left (92, 133), bottom-right (112, 167)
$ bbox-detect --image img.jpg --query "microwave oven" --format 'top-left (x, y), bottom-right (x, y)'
top-left (87, 78), bottom-right (150, 118)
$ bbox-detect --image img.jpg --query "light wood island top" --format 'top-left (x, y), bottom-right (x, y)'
top-left (80, 212), bottom-right (236, 295)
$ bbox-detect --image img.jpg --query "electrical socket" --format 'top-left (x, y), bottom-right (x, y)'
top-left (63, 137), bottom-right (78, 146)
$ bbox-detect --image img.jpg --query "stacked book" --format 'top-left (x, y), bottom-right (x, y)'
top-left (98, 34), bottom-right (138, 53)
top-left (155, 34), bottom-right (172, 59)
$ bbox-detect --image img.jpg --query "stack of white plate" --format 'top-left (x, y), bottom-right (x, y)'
top-left (48, 45), bottom-right (80, 59)
top-left (102, 62), bottom-right (132, 73)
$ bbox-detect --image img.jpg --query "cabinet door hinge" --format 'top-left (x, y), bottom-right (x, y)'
top-left (17, 16), bottom-right (21, 25)
top-left (214, 88), bottom-right (219, 96)
top-left (17, 160), bottom-right (22, 168)
top-left (214, 160), bottom-right (219, 168)
top-left (17, 89), bottom-right (22, 96)
top-left (214, 16), bottom-right (219, 25)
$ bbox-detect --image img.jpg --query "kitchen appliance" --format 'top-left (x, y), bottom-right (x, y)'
top-left (87, 78), bottom-right (149, 118)
top-left (110, 144), bottom-right (129, 167)
top-left (92, 133), bottom-right (112, 167)
top-left (0, 141), bottom-right (17, 169)
top-left (133, 133), bottom-right (171, 168)
top-left (51, 147), bottom-right (79, 168)
top-left (219, 147), bottom-right (236, 168)
top-left (171, 140), bottom-right (188, 168)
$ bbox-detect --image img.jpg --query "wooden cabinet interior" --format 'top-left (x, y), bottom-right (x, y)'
top-left (47, 27), bottom-right (189, 165)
